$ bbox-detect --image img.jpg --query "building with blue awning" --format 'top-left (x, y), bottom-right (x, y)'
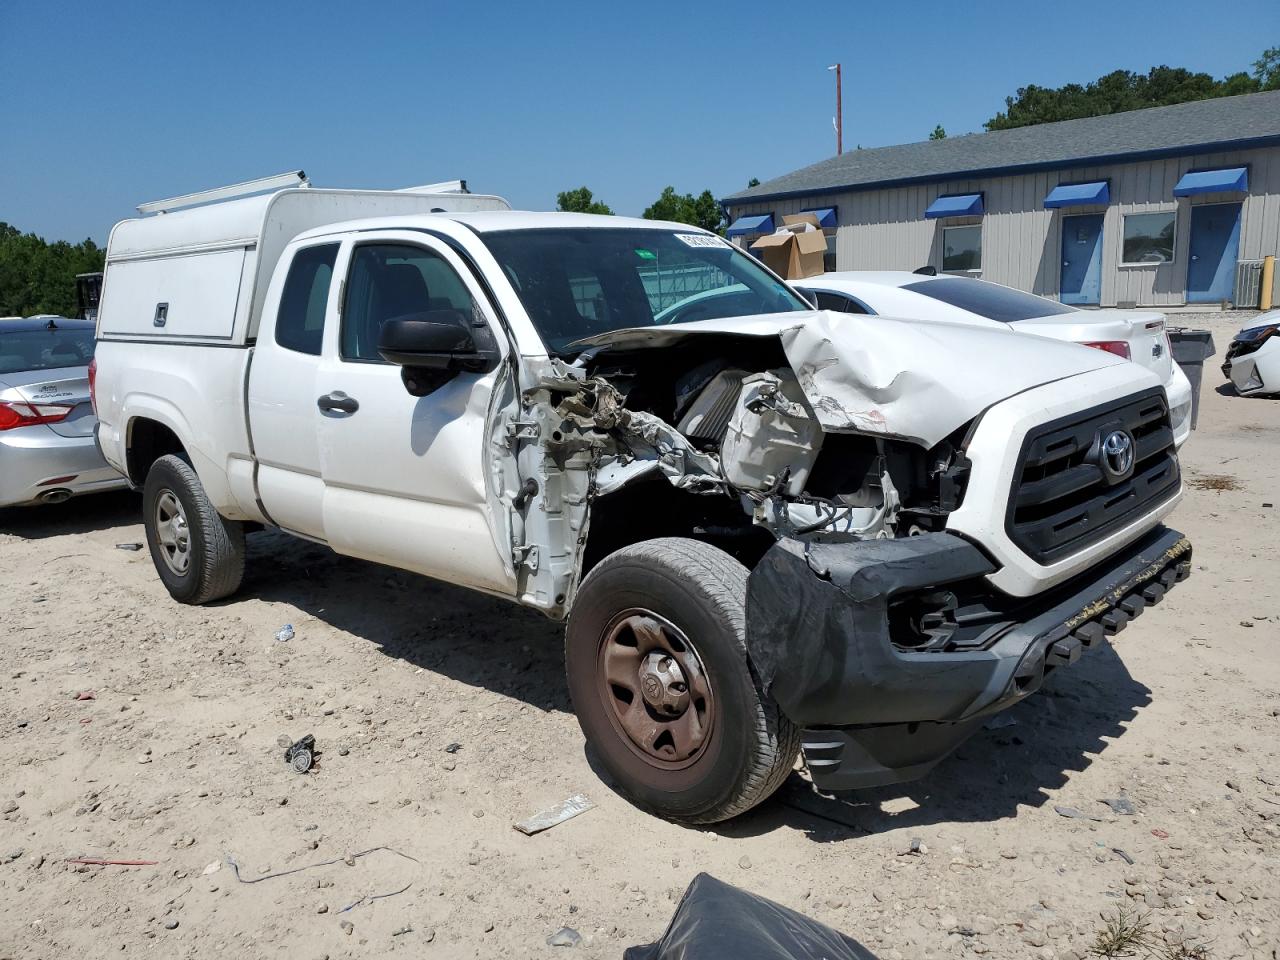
top-left (723, 90), bottom-right (1280, 307)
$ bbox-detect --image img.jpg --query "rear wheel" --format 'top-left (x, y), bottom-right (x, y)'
top-left (565, 538), bottom-right (798, 824)
top-left (142, 454), bottom-right (245, 604)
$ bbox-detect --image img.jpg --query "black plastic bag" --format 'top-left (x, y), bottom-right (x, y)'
top-left (625, 873), bottom-right (878, 960)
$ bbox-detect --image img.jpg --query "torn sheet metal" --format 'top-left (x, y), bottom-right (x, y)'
top-left (513, 793), bottom-right (595, 835)
top-left (777, 311), bottom-right (1123, 447)
top-left (571, 310), bottom-right (1124, 449)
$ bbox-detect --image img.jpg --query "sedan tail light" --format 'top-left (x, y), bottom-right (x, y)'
top-left (1081, 340), bottom-right (1132, 360)
top-left (0, 400), bottom-right (76, 431)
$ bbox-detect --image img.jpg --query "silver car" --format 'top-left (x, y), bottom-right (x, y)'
top-left (0, 316), bottom-right (129, 507)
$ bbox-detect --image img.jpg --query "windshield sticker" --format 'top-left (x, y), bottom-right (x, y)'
top-left (634, 248), bottom-right (656, 260)
top-left (674, 233), bottom-right (728, 249)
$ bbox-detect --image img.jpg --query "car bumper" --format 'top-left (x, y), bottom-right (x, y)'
top-left (1165, 364), bottom-right (1193, 448)
top-left (0, 426), bottom-right (130, 507)
top-left (746, 526), bottom-right (1190, 791)
top-left (1222, 351), bottom-right (1272, 395)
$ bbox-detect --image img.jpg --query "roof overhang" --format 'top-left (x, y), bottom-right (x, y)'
top-left (722, 134), bottom-right (1280, 207)
top-left (1172, 166), bottom-right (1248, 196)
top-left (1043, 180), bottom-right (1110, 208)
top-left (925, 193), bottom-right (984, 218)
top-left (726, 213), bottom-right (775, 236)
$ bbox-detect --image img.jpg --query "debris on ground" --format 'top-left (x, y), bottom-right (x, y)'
top-left (278, 733), bottom-right (316, 773)
top-left (899, 838), bottom-right (927, 856)
top-left (1054, 805), bottom-right (1104, 822)
top-left (624, 873), bottom-right (877, 960)
top-left (74, 690), bottom-right (95, 701)
top-left (1099, 796), bottom-right (1137, 815)
top-left (444, 742), bottom-right (462, 754)
top-left (513, 793), bottom-right (594, 835)
top-left (65, 857), bottom-right (159, 866)
top-left (547, 926), bottom-right (582, 947)
top-left (274, 624), bottom-right (295, 643)
top-left (1111, 848), bottom-right (1135, 865)
top-left (1151, 828), bottom-right (1170, 839)
top-left (114, 542), bottom-right (143, 551)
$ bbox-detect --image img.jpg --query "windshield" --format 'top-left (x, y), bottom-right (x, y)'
top-left (902, 277), bottom-right (1078, 323)
top-left (478, 228), bottom-right (809, 352)
top-left (0, 325), bottom-right (96, 375)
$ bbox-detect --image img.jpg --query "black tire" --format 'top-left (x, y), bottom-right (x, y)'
top-left (565, 538), bottom-right (799, 824)
top-left (142, 454), bottom-right (245, 605)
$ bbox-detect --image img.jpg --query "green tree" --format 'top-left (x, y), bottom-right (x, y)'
top-left (1256, 46), bottom-right (1280, 90)
top-left (555, 186), bottom-right (613, 215)
top-left (0, 223), bottom-right (104, 317)
top-left (929, 124), bottom-right (947, 140)
top-left (642, 186), bottom-right (725, 234)
top-left (747, 177), bottom-right (760, 188)
top-left (984, 55), bottom-right (1274, 130)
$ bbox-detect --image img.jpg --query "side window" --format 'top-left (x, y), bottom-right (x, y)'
top-left (341, 243), bottom-right (478, 362)
top-left (813, 291), bottom-right (851, 312)
top-left (275, 243), bottom-right (339, 355)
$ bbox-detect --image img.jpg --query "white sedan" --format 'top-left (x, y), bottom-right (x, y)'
top-left (1221, 310), bottom-right (1280, 397)
top-left (794, 272), bottom-right (1194, 448)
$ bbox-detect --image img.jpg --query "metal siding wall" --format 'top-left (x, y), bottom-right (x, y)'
top-left (729, 145), bottom-right (1280, 306)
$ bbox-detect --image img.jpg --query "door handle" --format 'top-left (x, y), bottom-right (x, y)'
top-left (317, 391), bottom-right (359, 415)
top-left (1191, 255), bottom-right (1199, 261)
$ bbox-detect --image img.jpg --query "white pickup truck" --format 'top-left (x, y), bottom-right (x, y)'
top-left (94, 174), bottom-right (1191, 823)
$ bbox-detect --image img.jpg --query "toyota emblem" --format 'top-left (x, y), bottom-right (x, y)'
top-left (1101, 430), bottom-right (1134, 477)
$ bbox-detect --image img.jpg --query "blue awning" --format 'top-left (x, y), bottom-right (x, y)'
top-left (1173, 167), bottom-right (1248, 196)
top-left (925, 193), bottom-right (984, 219)
top-left (802, 207), bottom-right (838, 229)
top-left (726, 214), bottom-right (774, 236)
top-left (1044, 180), bottom-right (1110, 208)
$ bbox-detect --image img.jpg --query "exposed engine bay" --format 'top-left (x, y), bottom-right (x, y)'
top-left (501, 328), bottom-right (976, 619)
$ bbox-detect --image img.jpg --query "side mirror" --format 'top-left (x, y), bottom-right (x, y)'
top-left (378, 309), bottom-right (501, 397)
top-left (377, 310), bottom-right (499, 373)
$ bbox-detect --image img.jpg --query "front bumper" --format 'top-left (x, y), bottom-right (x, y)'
top-left (746, 526), bottom-right (1191, 790)
top-left (0, 425), bottom-right (130, 507)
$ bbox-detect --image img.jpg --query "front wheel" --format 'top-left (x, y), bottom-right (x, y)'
top-left (565, 538), bottom-right (799, 824)
top-left (142, 454), bottom-right (245, 605)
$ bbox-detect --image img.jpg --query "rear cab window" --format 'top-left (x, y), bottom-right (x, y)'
top-left (0, 323), bottom-right (96, 375)
top-left (275, 244), bottom-right (339, 355)
top-left (902, 277), bottom-right (1077, 323)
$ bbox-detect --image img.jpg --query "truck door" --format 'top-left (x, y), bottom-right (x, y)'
top-left (314, 232), bottom-right (516, 596)
top-left (247, 241), bottom-right (341, 540)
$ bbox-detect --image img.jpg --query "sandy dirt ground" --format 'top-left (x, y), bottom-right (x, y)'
top-left (1, 312), bottom-right (1278, 960)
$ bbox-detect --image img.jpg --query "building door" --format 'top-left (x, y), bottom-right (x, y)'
top-left (1186, 202), bottom-right (1242, 303)
top-left (1060, 214), bottom-right (1104, 305)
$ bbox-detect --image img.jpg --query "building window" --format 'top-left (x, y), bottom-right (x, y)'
top-left (942, 225), bottom-right (982, 272)
top-left (1121, 212), bottom-right (1176, 265)
top-left (823, 233), bottom-right (837, 272)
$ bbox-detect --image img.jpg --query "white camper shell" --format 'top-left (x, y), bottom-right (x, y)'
top-left (101, 183), bottom-right (510, 344)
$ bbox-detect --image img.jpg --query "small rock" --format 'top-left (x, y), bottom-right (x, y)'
top-left (339, 920), bottom-right (354, 935)
top-left (136, 754), bottom-right (152, 764)
top-left (1022, 930), bottom-right (1048, 947)
top-left (391, 924), bottom-right (411, 936)
top-left (422, 927), bottom-right (436, 942)
top-left (5, 849), bottom-right (23, 862)
top-left (1226, 779), bottom-right (1241, 792)
top-left (483, 921), bottom-right (495, 933)
top-left (1240, 620), bottom-right (1254, 628)
top-left (1215, 887), bottom-right (1243, 905)
top-left (445, 742), bottom-right (462, 753)
top-left (547, 927), bottom-right (581, 947)
top-left (738, 855), bottom-right (752, 870)
top-left (163, 920), bottom-right (179, 930)
top-left (337, 747), bottom-right (349, 756)
top-left (442, 759), bottom-right (456, 771)
top-left (1196, 907), bottom-right (1215, 920)
top-left (1099, 796), bottom-right (1136, 815)
top-left (317, 904), bottom-right (328, 914)
top-left (202, 861), bottom-right (221, 875)
top-left (472, 809), bottom-right (484, 819)
top-left (1, 801), bottom-right (17, 815)
top-left (999, 849), bottom-right (1018, 860)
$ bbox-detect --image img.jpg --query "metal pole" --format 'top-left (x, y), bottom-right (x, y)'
top-left (827, 64), bottom-right (843, 155)
top-left (836, 63), bottom-right (842, 155)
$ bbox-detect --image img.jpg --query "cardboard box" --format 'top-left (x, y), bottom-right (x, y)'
top-left (750, 214), bottom-right (827, 279)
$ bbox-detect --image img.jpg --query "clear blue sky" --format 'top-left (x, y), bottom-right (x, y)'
top-left (2, 0), bottom-right (1276, 244)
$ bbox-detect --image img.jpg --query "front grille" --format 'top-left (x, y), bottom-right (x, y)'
top-left (1006, 389), bottom-right (1180, 565)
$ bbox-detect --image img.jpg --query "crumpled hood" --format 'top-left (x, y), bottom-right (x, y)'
top-left (574, 309), bottom-right (1130, 447)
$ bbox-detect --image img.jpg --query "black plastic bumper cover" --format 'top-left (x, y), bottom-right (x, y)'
top-left (746, 526), bottom-right (1191, 790)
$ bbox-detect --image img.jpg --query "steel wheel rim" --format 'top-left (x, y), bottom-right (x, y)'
top-left (154, 490), bottom-right (191, 576)
top-left (596, 608), bottom-right (714, 770)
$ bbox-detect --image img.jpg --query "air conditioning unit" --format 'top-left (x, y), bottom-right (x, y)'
top-left (1233, 260), bottom-right (1264, 308)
